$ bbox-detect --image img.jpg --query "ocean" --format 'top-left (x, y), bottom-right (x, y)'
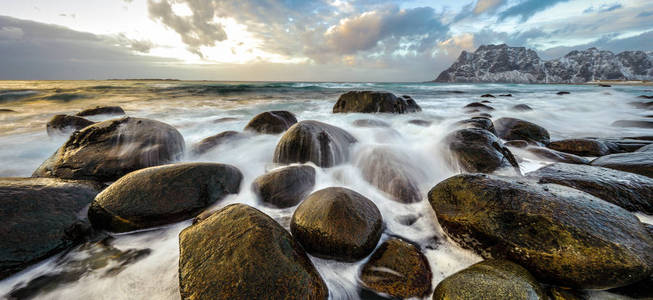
top-left (0, 80), bottom-right (651, 299)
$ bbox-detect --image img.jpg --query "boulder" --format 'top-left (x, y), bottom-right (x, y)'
top-left (179, 204), bottom-right (328, 299)
top-left (639, 95), bottom-right (653, 99)
top-left (630, 101), bottom-right (653, 109)
top-left (494, 117), bottom-right (550, 145)
top-left (0, 108), bottom-right (16, 113)
top-left (46, 114), bottom-right (95, 136)
top-left (444, 128), bottom-right (520, 175)
top-left (481, 94), bottom-right (496, 98)
top-left (504, 140), bottom-right (528, 148)
top-left (408, 119), bottom-right (432, 126)
top-left (454, 117), bottom-right (497, 135)
top-left (88, 163), bottom-right (242, 232)
top-left (191, 131), bottom-right (245, 155)
top-left (463, 102), bottom-right (494, 111)
top-left (273, 120), bottom-right (357, 168)
top-left (290, 187), bottom-right (383, 261)
top-left (609, 275), bottom-right (653, 299)
top-left (591, 152), bottom-right (653, 178)
top-left (0, 178), bottom-right (100, 279)
top-left (500, 94), bottom-right (512, 97)
top-left (33, 117), bottom-right (185, 182)
top-left (213, 117), bottom-right (239, 123)
top-left (522, 146), bottom-right (590, 165)
top-left (76, 106), bottom-right (125, 116)
top-left (612, 120), bottom-right (653, 129)
top-left (252, 165), bottom-right (315, 208)
top-left (333, 91), bottom-right (421, 113)
top-left (354, 146), bottom-right (423, 203)
top-left (548, 138), bottom-right (616, 156)
top-left (353, 119), bottom-right (391, 128)
top-left (359, 238), bottom-right (432, 298)
top-left (637, 144), bottom-right (653, 152)
top-left (557, 91), bottom-right (570, 95)
top-left (433, 260), bottom-right (546, 300)
top-left (428, 173), bottom-right (653, 289)
top-left (527, 163), bottom-right (653, 213)
top-left (244, 110), bottom-right (298, 134)
top-left (511, 104), bottom-right (533, 111)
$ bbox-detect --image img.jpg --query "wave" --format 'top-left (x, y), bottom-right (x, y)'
top-left (0, 90), bottom-right (39, 103)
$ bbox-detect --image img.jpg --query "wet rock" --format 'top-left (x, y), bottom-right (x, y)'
top-left (0, 177), bottom-right (100, 279)
top-left (88, 163), bottom-right (242, 232)
top-left (76, 106), bottom-right (125, 117)
top-left (523, 146), bottom-right (590, 164)
top-left (354, 146), bottom-right (423, 203)
top-left (179, 204), bottom-right (328, 299)
top-left (444, 128), bottom-right (520, 175)
top-left (527, 163), bottom-right (653, 213)
top-left (0, 108), bottom-right (16, 113)
top-left (504, 140), bottom-right (529, 148)
top-left (637, 144), bottom-right (653, 152)
top-left (428, 173), bottom-right (653, 289)
top-left (408, 119), bottom-right (432, 126)
top-left (212, 117), bottom-right (239, 123)
top-left (547, 287), bottom-right (586, 300)
top-left (454, 117), bottom-right (496, 135)
top-left (333, 91), bottom-right (421, 113)
top-left (359, 238), bottom-right (432, 298)
top-left (433, 260), bottom-right (546, 300)
top-left (500, 94), bottom-right (512, 97)
top-left (612, 120), bottom-right (653, 128)
top-left (481, 94), bottom-right (496, 98)
top-left (591, 152), bottom-right (653, 178)
top-left (557, 91), bottom-right (571, 95)
top-left (480, 100), bottom-right (492, 103)
top-left (511, 104), bottom-right (533, 111)
top-left (464, 102), bottom-right (495, 111)
top-left (33, 117), bottom-right (185, 182)
top-left (495, 117), bottom-right (550, 145)
top-left (273, 120), bottom-right (358, 168)
top-left (353, 119), bottom-right (391, 128)
top-left (191, 130), bottom-right (245, 155)
top-left (547, 138), bottom-right (615, 156)
top-left (604, 138), bottom-right (653, 152)
top-left (639, 95), bottom-right (653, 99)
top-left (244, 110), bottom-right (298, 134)
top-left (46, 114), bottom-right (95, 136)
top-left (291, 187), bottom-right (383, 261)
top-left (609, 275), bottom-right (653, 299)
top-left (599, 84), bottom-right (612, 87)
top-left (630, 101), bottom-right (653, 109)
top-left (475, 113), bottom-right (493, 118)
top-left (252, 165), bottom-right (315, 208)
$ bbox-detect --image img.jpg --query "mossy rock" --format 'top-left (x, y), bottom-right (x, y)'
top-left (252, 165), bottom-right (316, 208)
top-left (76, 106), bottom-right (125, 116)
top-left (444, 128), bottom-right (520, 175)
top-left (179, 204), bottom-right (328, 299)
top-left (333, 91), bottom-right (421, 113)
top-left (433, 260), bottom-right (546, 300)
top-left (454, 117), bottom-right (497, 135)
top-left (244, 111), bottom-right (297, 134)
top-left (494, 117), bottom-right (550, 145)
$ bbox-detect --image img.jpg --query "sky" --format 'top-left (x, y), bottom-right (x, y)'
top-left (0, 0), bottom-right (652, 81)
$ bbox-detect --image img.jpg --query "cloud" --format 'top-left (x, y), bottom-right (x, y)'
top-left (115, 33), bottom-right (154, 53)
top-left (540, 30), bottom-right (653, 59)
top-left (638, 11), bottom-right (653, 17)
top-left (473, 0), bottom-right (505, 14)
top-left (499, 0), bottom-right (570, 22)
top-left (584, 3), bottom-right (623, 14)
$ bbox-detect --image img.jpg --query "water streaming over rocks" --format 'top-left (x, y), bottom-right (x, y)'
top-left (0, 80), bottom-right (652, 299)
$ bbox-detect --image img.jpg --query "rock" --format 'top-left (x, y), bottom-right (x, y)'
top-left (480, 100), bottom-right (491, 103)
top-left (76, 106), bottom-right (125, 116)
top-left (33, 117), bottom-right (185, 182)
top-left (464, 102), bottom-right (495, 111)
top-left (481, 94), bottom-right (496, 98)
top-left (408, 119), bottom-right (432, 126)
top-left (630, 101), bottom-right (653, 109)
top-left (333, 91), bottom-right (421, 113)
top-left (547, 287), bottom-right (586, 300)
top-left (495, 117), bottom-right (550, 145)
top-left (637, 144), bottom-right (653, 152)
top-left (179, 204), bottom-right (328, 299)
top-left (504, 140), bottom-right (528, 148)
top-left (46, 114), bottom-right (95, 136)
top-left (354, 146), bottom-right (423, 203)
top-left (454, 117), bottom-right (496, 135)
top-left (244, 110), bottom-right (298, 134)
top-left (252, 165), bottom-right (315, 208)
top-left (523, 146), bottom-right (590, 164)
top-left (353, 119), bottom-right (391, 128)
top-left (428, 173), bottom-right (653, 289)
top-left (557, 91), bottom-right (570, 95)
top-left (444, 128), bottom-right (520, 175)
top-left (511, 104), bottom-right (533, 111)
top-left (475, 112), bottom-right (493, 118)
top-left (548, 138), bottom-right (616, 156)
top-left (88, 163), bottom-right (242, 232)
top-left (433, 260), bottom-right (546, 300)
top-left (213, 117), bottom-right (239, 123)
top-left (639, 95), bottom-right (653, 99)
top-left (612, 120), bottom-right (653, 128)
top-left (599, 84), bottom-right (612, 87)
top-left (591, 152), bottom-right (653, 178)
top-left (273, 120), bottom-right (357, 168)
top-left (527, 163), bottom-right (653, 213)
top-left (0, 108), bottom-right (16, 113)
top-left (359, 238), bottom-right (432, 298)
top-left (191, 130), bottom-right (245, 155)
top-left (604, 138), bottom-right (653, 152)
top-left (609, 275), bottom-right (653, 299)
top-left (290, 187), bottom-right (383, 261)
top-left (500, 94), bottom-right (512, 97)
top-left (0, 178), bottom-right (100, 279)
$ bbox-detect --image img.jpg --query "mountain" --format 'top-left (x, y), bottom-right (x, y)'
top-left (434, 44), bottom-right (653, 83)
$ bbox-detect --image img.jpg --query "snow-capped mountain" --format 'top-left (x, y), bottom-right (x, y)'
top-left (435, 44), bottom-right (653, 83)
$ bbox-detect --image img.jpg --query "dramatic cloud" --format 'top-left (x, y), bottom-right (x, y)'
top-left (473, 0), bottom-right (505, 14)
top-left (499, 0), bottom-right (571, 22)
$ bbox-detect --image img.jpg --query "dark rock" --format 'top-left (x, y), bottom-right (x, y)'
top-left (591, 152), bottom-right (653, 178)
top-left (454, 117), bottom-right (496, 135)
top-left (630, 101), bottom-right (653, 109)
top-left (0, 178), bottom-right (100, 279)
top-left (333, 91), bottom-right (421, 113)
top-left (495, 117), bottom-right (550, 145)
top-left (353, 119), bottom-right (391, 128)
top-left (557, 91), bottom-right (570, 95)
top-left (500, 94), bottom-right (512, 97)
top-left (408, 119), bottom-right (432, 126)
top-left (464, 102), bottom-right (495, 111)
top-left (475, 113), bottom-right (493, 118)
top-left (355, 146), bottom-right (423, 203)
top-left (609, 275), bottom-right (653, 299)
top-left (599, 84), bottom-right (612, 87)
top-left (504, 140), bottom-right (529, 148)
top-left (191, 130), bottom-right (245, 155)
top-left (481, 94), bottom-right (496, 98)
top-left (33, 117), bottom-right (185, 182)
top-left (46, 114), bottom-right (95, 136)
top-left (480, 100), bottom-right (491, 103)
top-left (433, 260), bottom-right (546, 300)
top-left (511, 104), bottom-right (533, 111)
top-left (604, 138), bottom-right (653, 152)
top-left (523, 146), bottom-right (590, 164)
top-left (444, 128), bottom-right (520, 175)
top-left (179, 204), bottom-right (328, 299)
top-left (359, 238), bottom-right (432, 298)
top-left (527, 163), bottom-right (653, 213)
top-left (636, 144), bottom-right (653, 152)
top-left (88, 163), bottom-right (242, 232)
top-left (639, 95), bottom-right (653, 99)
top-left (273, 120), bottom-right (357, 168)
top-left (76, 106), bottom-right (125, 117)
top-left (290, 187), bottom-right (383, 262)
top-left (428, 173), bottom-right (653, 289)
top-left (546, 287), bottom-right (586, 300)
top-left (548, 138), bottom-right (615, 156)
top-left (612, 120), bottom-right (653, 128)
top-left (625, 135), bottom-right (653, 141)
top-left (252, 165), bottom-right (315, 208)
top-left (212, 117), bottom-right (239, 123)
top-left (244, 110), bottom-right (298, 134)
top-left (0, 108), bottom-right (16, 113)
